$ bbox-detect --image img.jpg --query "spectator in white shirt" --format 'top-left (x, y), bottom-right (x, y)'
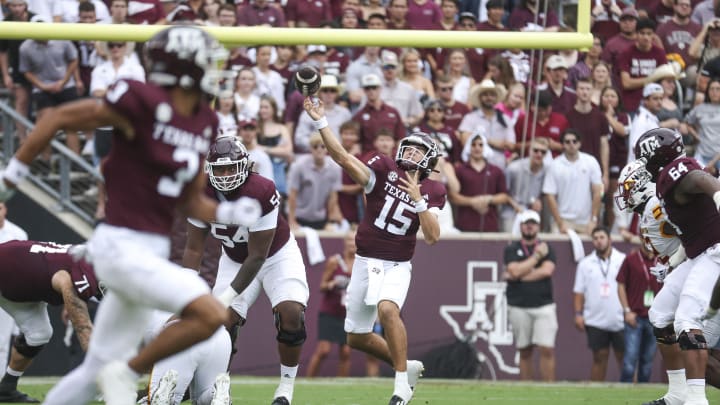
top-left (627, 83), bottom-right (663, 164)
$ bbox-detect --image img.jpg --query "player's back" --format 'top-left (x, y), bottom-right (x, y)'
top-left (0, 240), bottom-right (73, 305)
top-left (640, 195), bottom-right (681, 261)
top-left (657, 157), bottom-right (720, 258)
top-left (102, 80), bottom-right (218, 236)
top-left (204, 173), bottom-right (290, 263)
top-left (355, 153), bottom-right (446, 262)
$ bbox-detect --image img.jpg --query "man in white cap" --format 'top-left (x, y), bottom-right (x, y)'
top-left (295, 75), bottom-right (351, 153)
top-left (537, 54), bottom-right (576, 115)
top-left (351, 73), bottom-right (406, 154)
top-left (379, 50), bottom-right (423, 128)
top-left (627, 83), bottom-right (663, 163)
top-left (503, 210), bottom-right (558, 381)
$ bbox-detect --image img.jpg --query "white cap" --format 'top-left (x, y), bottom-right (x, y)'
top-left (381, 50), bottom-right (399, 67)
top-left (545, 55), bottom-right (568, 70)
top-left (361, 73), bottom-right (382, 88)
top-left (320, 74), bottom-right (339, 88)
top-left (643, 82), bottom-right (664, 98)
top-left (307, 45), bottom-right (327, 54)
top-left (518, 210), bottom-right (541, 224)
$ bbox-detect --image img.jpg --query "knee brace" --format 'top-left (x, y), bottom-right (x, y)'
top-left (678, 329), bottom-right (708, 350)
top-left (13, 334), bottom-right (45, 358)
top-left (653, 325), bottom-right (678, 345)
top-left (274, 310), bottom-right (306, 347)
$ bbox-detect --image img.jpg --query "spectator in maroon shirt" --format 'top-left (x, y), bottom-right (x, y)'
top-left (434, 12), bottom-right (487, 81)
top-left (515, 90), bottom-right (568, 157)
top-left (435, 74), bottom-right (470, 136)
top-left (406, 0), bottom-right (442, 30)
top-left (352, 73), bottom-right (407, 153)
top-left (449, 133), bottom-right (510, 232)
top-left (601, 8), bottom-right (638, 84)
top-left (286, 0), bottom-right (332, 27)
top-left (435, 0), bottom-right (459, 30)
top-left (568, 36), bottom-right (603, 88)
top-left (617, 18), bottom-right (667, 112)
top-left (477, 0), bottom-right (506, 31)
top-left (387, 0), bottom-right (410, 29)
top-left (536, 55), bottom-right (577, 116)
top-left (127, 0), bottom-right (166, 24)
top-left (657, 0), bottom-right (700, 67)
top-left (566, 78), bottom-right (611, 190)
top-left (237, 0), bottom-right (287, 27)
top-left (417, 98), bottom-right (462, 163)
top-left (591, 0), bottom-right (621, 43)
top-left (508, 0), bottom-right (560, 32)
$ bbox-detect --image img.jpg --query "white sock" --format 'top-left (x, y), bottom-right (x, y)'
top-left (686, 379), bottom-right (706, 401)
top-left (393, 371), bottom-right (410, 397)
top-left (663, 369), bottom-right (686, 403)
top-left (275, 365), bottom-right (297, 402)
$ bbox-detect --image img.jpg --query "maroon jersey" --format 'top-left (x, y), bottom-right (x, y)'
top-left (102, 80), bottom-right (218, 235)
top-left (355, 154), bottom-right (446, 262)
top-left (657, 157), bottom-right (720, 258)
top-left (0, 241), bottom-right (100, 305)
top-left (319, 255), bottom-right (350, 318)
top-left (202, 173), bottom-right (291, 263)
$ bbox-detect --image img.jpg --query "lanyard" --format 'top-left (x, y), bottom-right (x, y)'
top-left (636, 251), bottom-right (656, 284)
top-left (520, 240), bottom-right (537, 257)
top-left (596, 251), bottom-right (611, 280)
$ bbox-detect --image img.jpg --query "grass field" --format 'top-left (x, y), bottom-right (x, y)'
top-left (8, 377), bottom-right (720, 405)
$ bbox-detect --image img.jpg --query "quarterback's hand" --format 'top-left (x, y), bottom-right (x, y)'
top-left (230, 197), bottom-right (262, 226)
top-left (650, 264), bottom-right (668, 283)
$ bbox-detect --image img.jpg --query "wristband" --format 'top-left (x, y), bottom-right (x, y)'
top-left (312, 116), bottom-right (329, 131)
top-left (414, 198), bottom-right (428, 213)
top-left (623, 307), bottom-right (632, 314)
top-left (215, 201), bottom-right (234, 224)
top-left (3, 157), bottom-right (29, 185)
top-left (217, 286), bottom-right (239, 308)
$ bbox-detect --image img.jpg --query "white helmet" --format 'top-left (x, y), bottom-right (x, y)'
top-left (615, 159), bottom-right (655, 212)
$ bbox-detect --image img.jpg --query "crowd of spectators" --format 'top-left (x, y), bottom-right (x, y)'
top-left (0, 0), bottom-right (718, 239)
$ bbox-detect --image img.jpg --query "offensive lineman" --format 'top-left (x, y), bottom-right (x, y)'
top-left (183, 136), bottom-right (309, 405)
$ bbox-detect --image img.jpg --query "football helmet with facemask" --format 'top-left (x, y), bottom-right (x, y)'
top-left (615, 159), bottom-right (655, 213)
top-left (633, 128), bottom-right (684, 180)
top-left (395, 132), bottom-right (440, 181)
top-left (206, 136), bottom-right (250, 192)
top-left (143, 25), bottom-right (234, 96)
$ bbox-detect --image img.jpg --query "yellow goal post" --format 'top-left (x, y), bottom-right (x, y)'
top-left (0, 0), bottom-right (592, 50)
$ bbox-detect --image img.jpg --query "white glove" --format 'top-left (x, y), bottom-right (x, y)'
top-left (649, 264), bottom-right (668, 283)
top-left (216, 197), bottom-right (262, 227)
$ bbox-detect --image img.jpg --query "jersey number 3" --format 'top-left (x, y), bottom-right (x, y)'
top-left (158, 148), bottom-right (200, 197)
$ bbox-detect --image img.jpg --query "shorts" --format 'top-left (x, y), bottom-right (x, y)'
top-left (586, 325), bottom-right (625, 352)
top-left (94, 127), bottom-right (113, 162)
top-left (317, 312), bottom-right (347, 345)
top-left (33, 87), bottom-right (78, 110)
top-left (344, 255), bottom-right (412, 334)
top-left (11, 71), bottom-right (31, 89)
top-left (507, 303), bottom-right (558, 349)
top-left (213, 235), bottom-right (309, 319)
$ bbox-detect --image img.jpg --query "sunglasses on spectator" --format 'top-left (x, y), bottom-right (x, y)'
top-left (108, 42), bottom-right (125, 49)
top-left (320, 88), bottom-right (338, 93)
top-left (438, 87), bottom-right (453, 91)
top-left (563, 139), bottom-right (579, 144)
top-left (364, 86), bottom-right (380, 90)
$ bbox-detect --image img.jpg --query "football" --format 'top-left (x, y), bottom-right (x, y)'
top-left (294, 66), bottom-right (321, 97)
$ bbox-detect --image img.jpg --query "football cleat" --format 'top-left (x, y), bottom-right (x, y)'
top-left (97, 361), bottom-right (139, 405)
top-left (388, 395), bottom-right (408, 405)
top-left (149, 369), bottom-right (178, 405)
top-left (407, 360), bottom-right (424, 390)
top-left (642, 399), bottom-right (667, 405)
top-left (0, 389), bottom-right (39, 403)
top-left (211, 372), bottom-right (231, 405)
top-left (271, 396), bottom-right (290, 405)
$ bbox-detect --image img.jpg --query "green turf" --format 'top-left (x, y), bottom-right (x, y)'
top-left (9, 377), bottom-right (720, 404)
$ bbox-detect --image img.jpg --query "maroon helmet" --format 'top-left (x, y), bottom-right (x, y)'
top-left (395, 132), bottom-right (440, 181)
top-left (633, 128), bottom-right (684, 179)
top-left (206, 136), bottom-right (250, 192)
top-left (144, 25), bottom-right (232, 96)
